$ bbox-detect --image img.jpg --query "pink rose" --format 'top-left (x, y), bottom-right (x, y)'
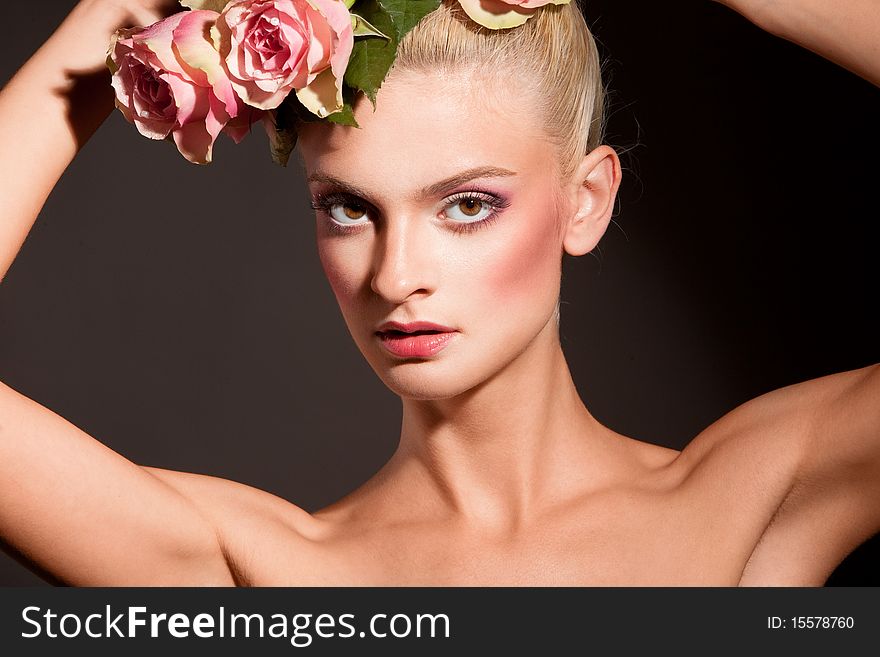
top-left (456, 0), bottom-right (571, 30)
top-left (214, 0), bottom-right (354, 117)
top-left (109, 10), bottom-right (260, 164)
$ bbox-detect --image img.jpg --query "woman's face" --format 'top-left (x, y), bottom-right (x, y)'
top-left (296, 69), bottom-right (572, 400)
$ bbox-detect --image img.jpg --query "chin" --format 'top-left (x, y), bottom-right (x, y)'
top-left (367, 356), bottom-right (487, 401)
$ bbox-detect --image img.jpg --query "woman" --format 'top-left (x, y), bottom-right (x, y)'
top-left (0, 0), bottom-right (877, 585)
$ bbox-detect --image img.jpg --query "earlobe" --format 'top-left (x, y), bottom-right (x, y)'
top-left (562, 146), bottom-right (622, 256)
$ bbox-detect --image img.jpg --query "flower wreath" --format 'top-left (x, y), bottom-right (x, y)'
top-left (107, 0), bottom-right (571, 165)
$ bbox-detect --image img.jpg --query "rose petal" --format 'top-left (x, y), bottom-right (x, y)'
top-left (139, 13), bottom-right (191, 75)
top-left (303, 7), bottom-right (332, 72)
top-left (224, 105), bottom-right (264, 143)
top-left (205, 91), bottom-right (231, 142)
top-left (170, 87), bottom-right (228, 163)
top-left (295, 65), bottom-right (342, 117)
top-left (518, 0), bottom-right (570, 8)
top-left (179, 0), bottom-right (229, 11)
top-left (132, 115), bottom-right (174, 140)
top-left (172, 121), bottom-right (215, 164)
top-left (162, 72), bottom-right (203, 125)
top-left (229, 77), bottom-right (289, 109)
top-left (170, 11), bottom-right (217, 87)
top-left (173, 10), bottom-right (241, 117)
top-left (456, 0), bottom-right (538, 29)
top-left (304, 0), bottom-right (353, 107)
top-left (109, 50), bottom-right (136, 115)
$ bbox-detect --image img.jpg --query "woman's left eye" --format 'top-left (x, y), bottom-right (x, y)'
top-left (443, 192), bottom-right (505, 228)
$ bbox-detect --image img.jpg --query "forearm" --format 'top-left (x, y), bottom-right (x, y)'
top-left (721, 0), bottom-right (880, 86)
top-left (0, 0), bottom-right (164, 283)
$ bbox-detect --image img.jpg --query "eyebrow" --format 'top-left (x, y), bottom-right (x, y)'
top-left (307, 166), bottom-right (518, 202)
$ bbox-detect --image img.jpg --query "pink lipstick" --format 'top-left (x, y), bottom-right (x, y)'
top-left (375, 321), bottom-right (458, 358)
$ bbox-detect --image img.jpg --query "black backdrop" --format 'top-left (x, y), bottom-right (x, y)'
top-left (1, 0), bottom-right (877, 585)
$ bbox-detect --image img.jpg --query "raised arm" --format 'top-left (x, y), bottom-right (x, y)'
top-left (678, 363), bottom-right (880, 585)
top-left (739, 365), bottom-right (880, 584)
top-left (0, 0), bottom-right (236, 585)
top-left (715, 0), bottom-right (880, 87)
top-left (0, 0), bottom-right (180, 282)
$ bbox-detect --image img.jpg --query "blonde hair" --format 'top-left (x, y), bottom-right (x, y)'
top-left (391, 0), bottom-right (606, 183)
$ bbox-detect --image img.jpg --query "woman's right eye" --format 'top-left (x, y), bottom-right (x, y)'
top-left (328, 202), bottom-right (369, 225)
top-left (310, 193), bottom-right (372, 230)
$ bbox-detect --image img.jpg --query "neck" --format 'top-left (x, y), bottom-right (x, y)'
top-left (386, 318), bottom-right (618, 532)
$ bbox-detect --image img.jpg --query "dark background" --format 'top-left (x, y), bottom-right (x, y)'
top-left (1, 1), bottom-right (877, 585)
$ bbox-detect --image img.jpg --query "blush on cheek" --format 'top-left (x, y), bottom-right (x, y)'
top-left (486, 210), bottom-right (561, 303)
top-left (317, 243), bottom-right (359, 301)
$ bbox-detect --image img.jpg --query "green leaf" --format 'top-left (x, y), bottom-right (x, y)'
top-left (378, 0), bottom-right (441, 39)
top-left (266, 109), bottom-right (297, 168)
top-left (267, 94), bottom-right (315, 167)
top-left (325, 86), bottom-right (360, 127)
top-left (178, 0), bottom-right (229, 11)
top-left (326, 102), bottom-right (359, 127)
top-left (282, 93), bottom-right (326, 126)
top-left (343, 0), bottom-right (399, 107)
top-left (351, 13), bottom-right (392, 39)
top-left (268, 88), bottom-right (362, 166)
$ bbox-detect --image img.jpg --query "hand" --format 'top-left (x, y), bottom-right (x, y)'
top-left (36, 1), bottom-right (181, 79)
top-left (85, 0), bottom-right (184, 29)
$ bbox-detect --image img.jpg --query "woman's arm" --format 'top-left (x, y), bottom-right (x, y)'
top-left (0, 0), bottom-right (236, 585)
top-left (0, 0), bottom-right (178, 282)
top-left (739, 365), bottom-right (880, 584)
top-left (680, 364), bottom-right (880, 584)
top-left (716, 0), bottom-right (880, 87)
top-left (0, 380), bottom-right (236, 585)
top-left (704, 1), bottom-right (879, 582)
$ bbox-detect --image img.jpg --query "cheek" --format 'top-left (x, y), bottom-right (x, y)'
top-left (483, 210), bottom-right (561, 305)
top-left (317, 239), bottom-right (364, 303)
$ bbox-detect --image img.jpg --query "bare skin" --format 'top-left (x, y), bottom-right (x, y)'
top-left (1, 0), bottom-right (878, 587)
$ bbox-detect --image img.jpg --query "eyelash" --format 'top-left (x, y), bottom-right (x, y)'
top-left (309, 190), bottom-right (510, 236)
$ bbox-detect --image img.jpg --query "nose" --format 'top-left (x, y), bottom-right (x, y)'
top-left (370, 216), bottom-right (435, 304)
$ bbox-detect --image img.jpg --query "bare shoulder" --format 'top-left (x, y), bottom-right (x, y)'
top-left (143, 467), bottom-right (313, 527)
top-left (672, 364), bottom-right (880, 585)
top-left (143, 467), bottom-right (319, 585)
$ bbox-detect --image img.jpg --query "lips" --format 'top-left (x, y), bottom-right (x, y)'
top-left (376, 321), bottom-right (456, 335)
top-left (375, 321), bottom-right (458, 358)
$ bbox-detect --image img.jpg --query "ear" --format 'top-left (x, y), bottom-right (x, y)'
top-left (561, 145), bottom-right (622, 256)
